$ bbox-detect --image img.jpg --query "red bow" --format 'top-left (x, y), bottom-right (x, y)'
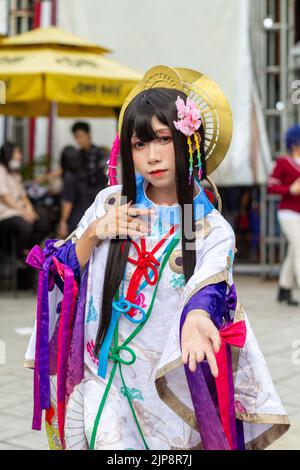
top-left (215, 320), bottom-right (247, 450)
top-left (128, 242), bottom-right (160, 285)
top-left (124, 227), bottom-right (176, 318)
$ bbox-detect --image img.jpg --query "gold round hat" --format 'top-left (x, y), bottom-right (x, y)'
top-left (118, 65), bottom-right (233, 175)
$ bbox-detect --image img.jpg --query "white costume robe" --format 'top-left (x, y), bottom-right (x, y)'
top-left (24, 177), bottom-right (290, 450)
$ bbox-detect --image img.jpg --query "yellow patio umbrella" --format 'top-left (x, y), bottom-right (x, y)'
top-left (0, 27), bottom-right (142, 117)
top-left (0, 26), bottom-right (110, 53)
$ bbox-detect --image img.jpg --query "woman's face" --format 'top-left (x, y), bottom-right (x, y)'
top-left (8, 146), bottom-right (22, 171)
top-left (131, 115), bottom-right (176, 188)
top-left (12, 146), bottom-right (22, 161)
top-left (292, 144), bottom-right (300, 156)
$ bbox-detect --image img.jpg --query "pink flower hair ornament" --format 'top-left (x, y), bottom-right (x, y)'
top-left (173, 96), bottom-right (202, 136)
top-left (173, 96), bottom-right (203, 185)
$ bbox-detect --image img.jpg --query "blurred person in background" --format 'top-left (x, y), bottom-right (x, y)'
top-left (0, 142), bottom-right (50, 258)
top-left (60, 145), bottom-right (81, 174)
top-left (268, 124), bottom-right (300, 306)
top-left (57, 122), bottom-right (108, 238)
top-left (34, 144), bottom-right (80, 188)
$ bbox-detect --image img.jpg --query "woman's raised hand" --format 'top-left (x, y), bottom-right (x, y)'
top-left (76, 201), bottom-right (154, 271)
top-left (180, 310), bottom-right (221, 377)
top-left (89, 201), bottom-right (154, 241)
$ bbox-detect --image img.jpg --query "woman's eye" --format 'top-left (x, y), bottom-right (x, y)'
top-left (159, 136), bottom-right (172, 143)
top-left (133, 141), bottom-right (145, 149)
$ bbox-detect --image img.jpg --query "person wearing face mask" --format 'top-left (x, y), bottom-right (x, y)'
top-left (268, 124), bottom-right (300, 307)
top-left (0, 141), bottom-right (50, 259)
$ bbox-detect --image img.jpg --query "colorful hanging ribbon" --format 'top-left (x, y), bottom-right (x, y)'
top-left (194, 132), bottom-right (202, 181)
top-left (26, 245), bottom-right (54, 430)
top-left (51, 256), bottom-right (78, 448)
top-left (214, 320), bottom-right (247, 450)
top-left (26, 244), bottom-right (79, 448)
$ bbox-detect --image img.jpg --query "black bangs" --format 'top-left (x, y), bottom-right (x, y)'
top-left (124, 88), bottom-right (179, 143)
top-left (130, 101), bottom-right (158, 142)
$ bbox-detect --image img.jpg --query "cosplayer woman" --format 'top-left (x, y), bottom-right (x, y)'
top-left (24, 66), bottom-right (289, 450)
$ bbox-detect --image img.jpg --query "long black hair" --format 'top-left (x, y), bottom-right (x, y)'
top-left (94, 87), bottom-right (207, 356)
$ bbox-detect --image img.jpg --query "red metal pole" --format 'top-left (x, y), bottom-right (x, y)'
top-left (51, 0), bottom-right (57, 25)
top-left (33, 1), bottom-right (42, 28)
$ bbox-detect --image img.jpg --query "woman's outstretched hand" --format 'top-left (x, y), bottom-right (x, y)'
top-left (181, 310), bottom-right (221, 377)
